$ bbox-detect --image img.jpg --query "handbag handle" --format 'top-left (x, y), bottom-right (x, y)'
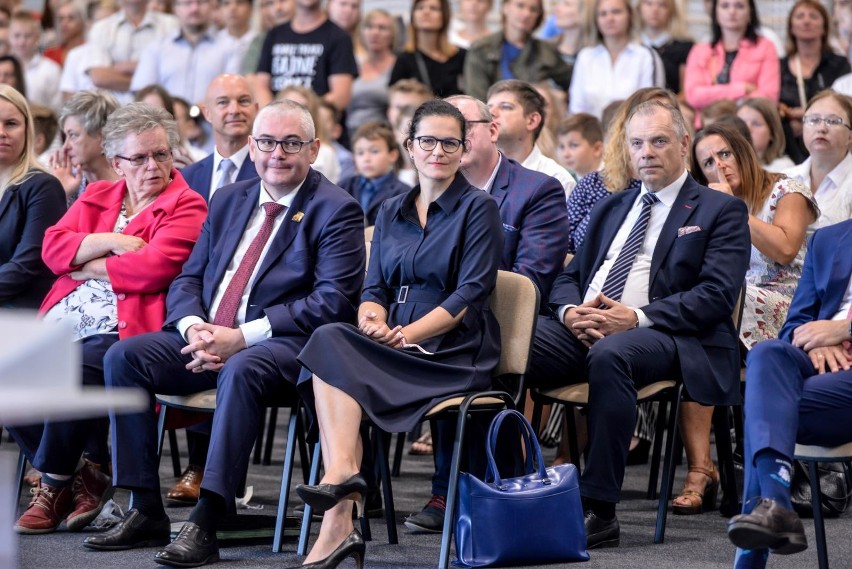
top-left (485, 409), bottom-right (550, 490)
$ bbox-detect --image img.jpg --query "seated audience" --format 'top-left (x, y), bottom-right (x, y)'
top-left (0, 85), bottom-right (65, 309)
top-left (569, 0), bottom-right (664, 119)
top-left (8, 102), bottom-right (207, 536)
top-left (463, 0), bottom-right (572, 103)
top-left (449, 0), bottom-right (493, 49)
top-left (549, 0), bottom-right (587, 68)
top-left (487, 79), bottom-right (575, 199)
top-left (217, 0), bottom-right (257, 73)
top-left (0, 54), bottom-right (25, 96)
top-left (737, 97), bottom-right (796, 171)
top-left (638, 0), bottom-right (694, 95)
top-left (728, 217), bottom-right (852, 569)
top-left (10, 11), bottom-right (61, 111)
top-left (326, 0), bottom-right (360, 38)
top-left (319, 99), bottom-right (356, 181)
top-left (684, 0), bottom-right (779, 118)
top-left (43, 0), bottom-right (86, 66)
top-left (387, 79), bottom-right (434, 136)
top-left (389, 0), bottom-right (466, 98)
top-left (672, 121), bottom-right (817, 516)
top-left (526, 99), bottom-right (750, 549)
top-left (295, 100), bottom-right (502, 565)
top-left (779, 0), bottom-right (850, 164)
top-left (277, 85), bottom-right (341, 183)
top-left (135, 85), bottom-right (204, 167)
top-left (49, 90), bottom-right (120, 204)
top-left (783, 90), bottom-right (852, 229)
top-left (241, 0), bottom-right (293, 79)
top-left (557, 113), bottom-right (604, 180)
top-left (89, 100), bottom-right (364, 565)
top-left (347, 9), bottom-right (398, 136)
top-left (699, 98), bottom-right (737, 128)
top-left (339, 120), bottom-right (409, 225)
top-left (31, 103), bottom-right (59, 166)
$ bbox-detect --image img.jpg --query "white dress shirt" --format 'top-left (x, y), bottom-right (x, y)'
top-left (177, 180), bottom-right (303, 346)
top-left (521, 145), bottom-right (576, 200)
top-left (477, 153), bottom-right (503, 194)
top-left (24, 54), bottom-right (62, 112)
top-left (59, 44), bottom-right (96, 95)
top-left (783, 153), bottom-right (852, 231)
top-left (209, 144), bottom-right (250, 200)
top-left (559, 169), bottom-right (688, 328)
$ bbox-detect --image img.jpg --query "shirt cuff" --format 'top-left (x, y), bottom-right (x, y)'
top-left (240, 316), bottom-right (272, 347)
top-left (635, 309), bottom-right (652, 328)
top-left (177, 316), bottom-right (205, 342)
top-left (557, 304), bottom-right (576, 326)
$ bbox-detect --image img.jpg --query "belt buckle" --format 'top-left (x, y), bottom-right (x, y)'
top-left (397, 285), bottom-right (409, 304)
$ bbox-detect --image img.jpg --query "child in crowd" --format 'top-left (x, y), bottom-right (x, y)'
top-left (318, 99), bottom-right (356, 181)
top-left (557, 113), bottom-right (603, 180)
top-left (339, 120), bottom-right (410, 226)
top-left (10, 10), bottom-right (61, 111)
top-left (31, 103), bottom-right (59, 166)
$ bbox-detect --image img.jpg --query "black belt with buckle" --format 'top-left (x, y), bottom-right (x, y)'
top-left (394, 286), bottom-right (451, 304)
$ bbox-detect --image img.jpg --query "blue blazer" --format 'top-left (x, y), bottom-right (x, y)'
top-left (338, 174), bottom-right (410, 226)
top-left (779, 219), bottom-right (852, 342)
top-left (490, 156), bottom-right (569, 304)
top-left (165, 168), bottom-right (366, 380)
top-left (550, 174), bottom-right (751, 406)
top-left (179, 153), bottom-right (259, 203)
top-left (0, 171), bottom-right (66, 308)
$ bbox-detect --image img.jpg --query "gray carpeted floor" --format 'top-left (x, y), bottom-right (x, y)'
top-left (8, 417), bottom-right (849, 569)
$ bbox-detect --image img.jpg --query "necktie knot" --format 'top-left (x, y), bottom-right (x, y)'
top-left (217, 158), bottom-right (236, 189)
top-left (262, 202), bottom-right (286, 218)
top-left (642, 192), bottom-right (660, 207)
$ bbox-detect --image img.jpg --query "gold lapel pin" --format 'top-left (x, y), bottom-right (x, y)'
top-left (291, 211), bottom-right (304, 222)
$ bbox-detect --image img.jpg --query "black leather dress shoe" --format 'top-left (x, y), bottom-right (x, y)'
top-left (584, 510), bottom-right (620, 549)
top-left (154, 522), bottom-right (220, 567)
top-left (83, 509), bottom-right (170, 551)
top-left (727, 497), bottom-right (807, 555)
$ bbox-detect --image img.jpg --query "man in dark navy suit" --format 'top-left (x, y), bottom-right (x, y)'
top-left (527, 100), bottom-right (751, 548)
top-left (170, 73), bottom-right (260, 506)
top-left (180, 74), bottom-right (259, 202)
top-left (403, 94), bottom-right (571, 533)
top-left (728, 219), bottom-right (852, 569)
top-left (87, 100), bottom-right (365, 566)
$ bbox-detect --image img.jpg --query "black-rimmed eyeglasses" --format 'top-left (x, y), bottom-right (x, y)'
top-left (115, 149), bottom-right (172, 166)
top-left (413, 136), bottom-right (464, 153)
top-left (254, 138), bottom-right (314, 153)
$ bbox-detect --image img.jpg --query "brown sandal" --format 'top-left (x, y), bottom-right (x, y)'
top-left (409, 433), bottom-right (433, 456)
top-left (671, 464), bottom-right (720, 515)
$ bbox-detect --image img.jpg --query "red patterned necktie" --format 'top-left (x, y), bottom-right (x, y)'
top-left (212, 202), bottom-right (287, 327)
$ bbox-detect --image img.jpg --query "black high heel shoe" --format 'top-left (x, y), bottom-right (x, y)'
top-left (302, 529), bottom-right (366, 569)
top-left (296, 473), bottom-right (368, 515)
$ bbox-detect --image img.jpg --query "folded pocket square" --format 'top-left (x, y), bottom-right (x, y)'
top-left (502, 223), bottom-right (519, 232)
top-left (677, 225), bottom-right (702, 237)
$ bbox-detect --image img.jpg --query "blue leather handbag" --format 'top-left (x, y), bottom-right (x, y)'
top-left (454, 409), bottom-right (589, 567)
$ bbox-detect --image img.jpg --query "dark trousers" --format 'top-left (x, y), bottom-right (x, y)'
top-left (527, 315), bottom-right (679, 503)
top-left (8, 334), bottom-right (118, 474)
top-left (104, 330), bottom-right (294, 512)
top-left (742, 339), bottom-right (852, 509)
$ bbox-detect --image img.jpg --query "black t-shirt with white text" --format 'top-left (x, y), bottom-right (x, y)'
top-left (257, 19), bottom-right (358, 96)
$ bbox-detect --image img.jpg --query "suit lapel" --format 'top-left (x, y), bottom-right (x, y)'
top-left (236, 158), bottom-right (257, 182)
top-left (0, 185), bottom-right (18, 220)
top-left (489, 159), bottom-right (510, 209)
top-left (589, 189), bottom-right (638, 278)
top-left (254, 170), bottom-right (318, 281)
top-left (211, 182), bottom-right (259, 286)
top-left (825, 223), bottom-right (852, 314)
top-left (649, 178), bottom-right (699, 289)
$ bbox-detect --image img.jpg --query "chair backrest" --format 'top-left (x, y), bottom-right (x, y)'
top-left (563, 253), bottom-right (574, 267)
top-left (490, 271), bottom-right (539, 377)
top-left (364, 225), bottom-right (374, 270)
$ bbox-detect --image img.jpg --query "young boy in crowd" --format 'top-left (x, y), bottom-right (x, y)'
top-left (556, 113), bottom-right (603, 181)
top-left (10, 11), bottom-right (61, 111)
top-left (339, 120), bottom-right (410, 226)
top-left (318, 99), bottom-right (356, 181)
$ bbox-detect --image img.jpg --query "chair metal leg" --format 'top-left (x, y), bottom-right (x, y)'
top-left (391, 432), bottom-right (405, 477)
top-left (655, 386), bottom-right (684, 544)
top-left (647, 398), bottom-right (668, 500)
top-left (296, 421), bottom-right (310, 485)
top-left (297, 442), bottom-right (322, 557)
top-left (439, 408), bottom-right (470, 569)
top-left (264, 407), bottom-right (279, 465)
top-left (272, 406), bottom-right (300, 553)
top-left (15, 450), bottom-right (26, 515)
top-left (712, 406), bottom-right (739, 516)
top-left (808, 460), bottom-right (829, 569)
top-left (168, 430), bottom-right (182, 477)
top-left (156, 407), bottom-right (168, 462)
top-left (374, 429), bottom-right (398, 544)
top-left (566, 407), bottom-right (581, 469)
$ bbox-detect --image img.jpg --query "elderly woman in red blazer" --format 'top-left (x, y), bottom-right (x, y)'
top-left (8, 102), bottom-right (207, 537)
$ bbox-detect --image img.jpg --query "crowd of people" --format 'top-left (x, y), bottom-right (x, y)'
top-left (2, 0), bottom-right (852, 567)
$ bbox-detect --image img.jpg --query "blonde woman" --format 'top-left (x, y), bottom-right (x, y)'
top-left (637, 0), bottom-right (694, 95)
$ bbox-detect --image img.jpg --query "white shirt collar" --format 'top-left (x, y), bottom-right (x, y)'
top-left (640, 169), bottom-right (688, 207)
top-left (480, 152), bottom-right (503, 193)
top-left (259, 178), bottom-right (303, 208)
top-left (213, 144), bottom-right (250, 176)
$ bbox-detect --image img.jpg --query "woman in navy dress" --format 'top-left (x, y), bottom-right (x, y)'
top-left (295, 99), bottom-right (502, 568)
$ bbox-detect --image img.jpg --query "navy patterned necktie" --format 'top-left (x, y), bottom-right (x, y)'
top-left (599, 192), bottom-right (660, 302)
top-left (359, 179), bottom-right (377, 212)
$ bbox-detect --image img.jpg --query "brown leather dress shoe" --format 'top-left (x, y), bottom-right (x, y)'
top-left (167, 465), bottom-right (203, 506)
top-left (14, 480), bottom-right (72, 534)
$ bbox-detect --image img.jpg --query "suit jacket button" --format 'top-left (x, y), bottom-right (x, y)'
top-left (117, 293), bottom-right (126, 300)
top-left (118, 321), bottom-right (127, 329)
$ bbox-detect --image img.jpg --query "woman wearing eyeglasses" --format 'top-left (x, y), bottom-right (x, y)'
top-left (294, 100), bottom-right (502, 568)
top-left (782, 90), bottom-right (852, 229)
top-left (684, 0), bottom-right (779, 119)
top-left (7, 103), bottom-right (207, 535)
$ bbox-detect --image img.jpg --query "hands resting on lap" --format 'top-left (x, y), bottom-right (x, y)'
top-left (563, 293), bottom-right (640, 348)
